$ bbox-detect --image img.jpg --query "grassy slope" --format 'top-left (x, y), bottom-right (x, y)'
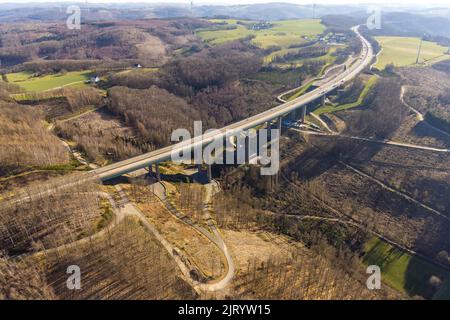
top-left (375, 36), bottom-right (449, 69)
top-left (363, 237), bottom-right (449, 298)
top-left (197, 19), bottom-right (325, 49)
top-left (266, 46), bottom-right (338, 67)
top-left (198, 19), bottom-right (334, 70)
top-left (283, 62), bottom-right (337, 101)
top-left (6, 71), bottom-right (92, 92)
top-left (313, 75), bottom-right (378, 115)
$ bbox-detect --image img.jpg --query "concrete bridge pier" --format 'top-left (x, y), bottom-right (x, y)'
top-left (155, 163), bottom-right (161, 182)
top-left (233, 132), bottom-right (247, 165)
top-left (322, 94), bottom-right (326, 107)
top-left (300, 105), bottom-right (307, 123)
top-left (244, 134), bottom-right (250, 164)
top-left (290, 109), bottom-right (298, 121)
top-left (207, 164), bottom-right (212, 183)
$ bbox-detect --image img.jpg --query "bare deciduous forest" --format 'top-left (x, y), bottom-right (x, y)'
top-left (0, 101), bottom-right (69, 176)
top-left (39, 217), bottom-right (196, 300)
top-left (0, 179), bottom-right (103, 255)
top-left (2, 3), bottom-right (450, 302)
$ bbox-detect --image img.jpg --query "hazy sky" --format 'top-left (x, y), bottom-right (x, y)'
top-left (1, 0), bottom-right (450, 6)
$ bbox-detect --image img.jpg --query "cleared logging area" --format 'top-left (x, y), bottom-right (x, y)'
top-left (0, 101), bottom-right (69, 176)
top-left (0, 178), bottom-right (105, 256)
top-left (35, 217), bottom-right (195, 300)
top-left (211, 187), bottom-right (400, 299)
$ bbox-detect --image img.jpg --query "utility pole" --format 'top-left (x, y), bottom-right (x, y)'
top-left (415, 37), bottom-right (424, 65)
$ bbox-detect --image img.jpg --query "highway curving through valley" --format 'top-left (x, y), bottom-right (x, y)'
top-left (91, 25), bottom-right (374, 181)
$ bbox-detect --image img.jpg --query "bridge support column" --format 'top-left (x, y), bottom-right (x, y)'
top-left (148, 164), bottom-right (153, 174)
top-left (245, 135), bottom-right (250, 164)
top-left (322, 94), bottom-right (326, 107)
top-left (155, 163), bottom-right (161, 182)
top-left (234, 133), bottom-right (246, 165)
top-left (277, 116), bottom-right (282, 131)
top-left (207, 164), bottom-right (212, 183)
top-left (256, 130), bottom-right (260, 156)
top-left (300, 105), bottom-right (307, 123)
top-left (290, 109), bottom-right (298, 121)
top-left (222, 136), bottom-right (228, 165)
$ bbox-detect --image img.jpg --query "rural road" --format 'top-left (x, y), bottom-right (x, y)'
top-left (280, 173), bottom-right (450, 272)
top-left (20, 182), bottom-right (233, 293)
top-left (293, 127), bottom-right (450, 153)
top-left (400, 85), bottom-right (450, 139)
top-left (150, 180), bottom-right (235, 292)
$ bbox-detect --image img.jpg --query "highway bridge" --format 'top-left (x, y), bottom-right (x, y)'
top-left (92, 25), bottom-right (374, 181)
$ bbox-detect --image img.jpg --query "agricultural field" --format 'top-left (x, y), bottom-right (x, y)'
top-left (363, 237), bottom-right (449, 299)
top-left (6, 70), bottom-right (93, 92)
top-left (374, 36), bottom-right (450, 69)
top-left (265, 45), bottom-right (338, 67)
top-left (197, 19), bottom-right (325, 49)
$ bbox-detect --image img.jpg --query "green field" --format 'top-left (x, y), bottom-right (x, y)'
top-left (374, 36), bottom-right (450, 69)
top-left (197, 19), bottom-right (325, 49)
top-left (265, 45), bottom-right (338, 67)
top-left (6, 70), bottom-right (93, 92)
top-left (363, 237), bottom-right (449, 298)
top-left (313, 75), bottom-right (378, 115)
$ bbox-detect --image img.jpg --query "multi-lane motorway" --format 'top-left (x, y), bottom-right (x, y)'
top-left (92, 25), bottom-right (374, 181)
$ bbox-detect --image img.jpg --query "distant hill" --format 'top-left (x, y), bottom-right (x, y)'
top-left (0, 3), bottom-right (365, 22)
top-left (367, 12), bottom-right (450, 40)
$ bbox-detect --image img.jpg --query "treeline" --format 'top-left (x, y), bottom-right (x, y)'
top-left (175, 183), bottom-right (205, 223)
top-left (433, 60), bottom-right (450, 75)
top-left (359, 27), bottom-right (382, 56)
top-left (158, 41), bottom-right (262, 97)
top-left (109, 40), bottom-right (262, 96)
top-left (342, 78), bottom-right (408, 139)
top-left (108, 86), bottom-right (201, 147)
top-left (16, 87), bottom-right (103, 120)
top-left (213, 178), bottom-right (366, 250)
top-left (272, 45), bottom-right (328, 63)
top-left (322, 15), bottom-right (364, 33)
top-left (106, 41), bottom-right (269, 147)
top-left (109, 69), bottom-right (160, 89)
top-left (41, 217), bottom-right (195, 300)
top-left (211, 184), bottom-right (397, 300)
top-left (0, 252), bottom-right (56, 299)
top-left (0, 80), bottom-right (23, 101)
top-left (55, 112), bottom-right (145, 163)
top-left (232, 248), bottom-right (384, 300)
top-left (12, 59), bottom-right (149, 75)
top-left (425, 110), bottom-right (450, 134)
top-left (334, 77), bottom-right (364, 105)
top-left (0, 18), bottom-right (204, 68)
top-left (13, 60), bottom-right (100, 74)
top-left (0, 179), bottom-right (101, 255)
top-left (331, 32), bottom-right (363, 65)
top-left (0, 101), bottom-right (69, 176)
